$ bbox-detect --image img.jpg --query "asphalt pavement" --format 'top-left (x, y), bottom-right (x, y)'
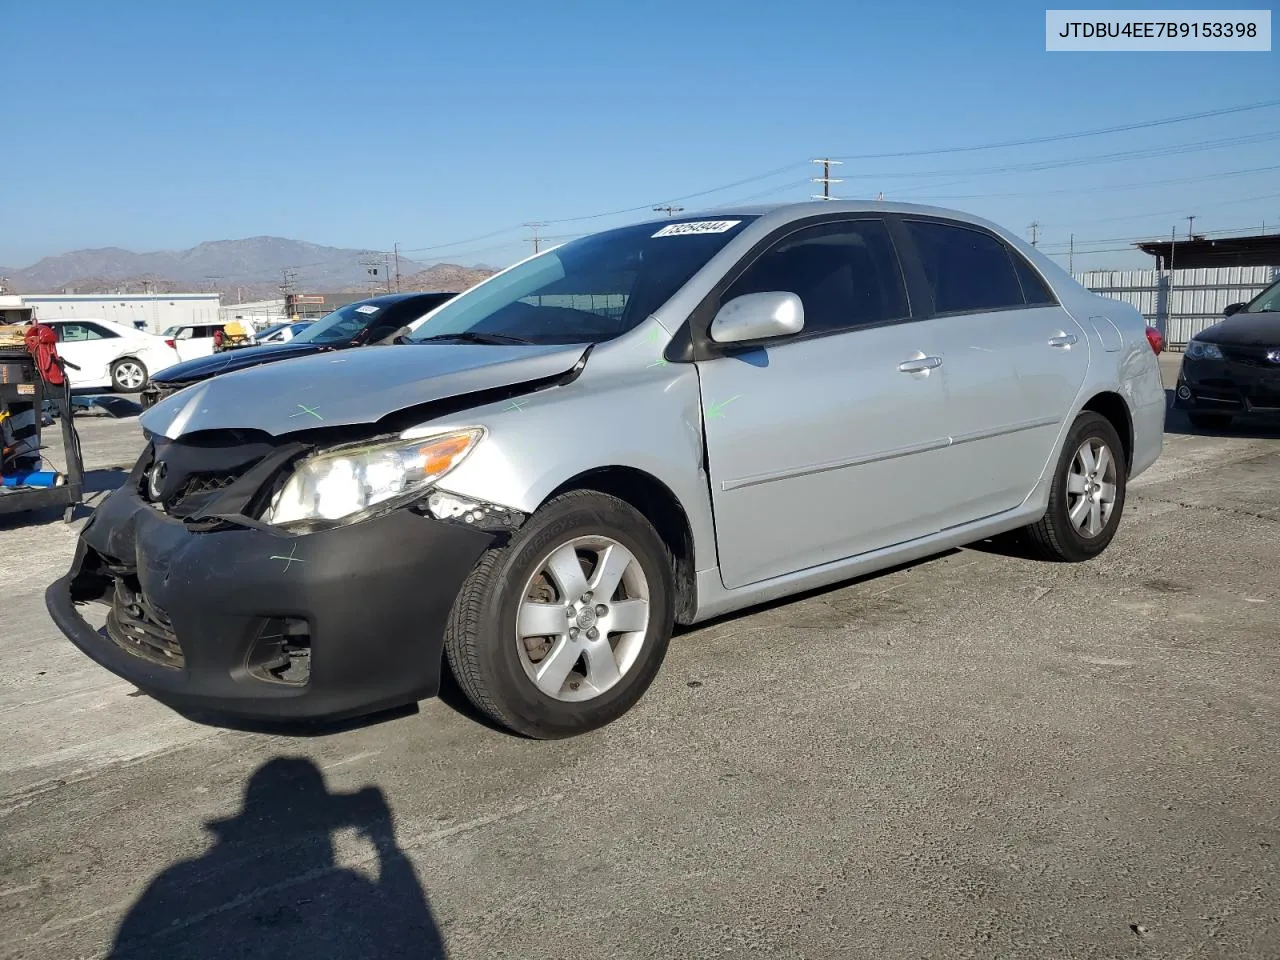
top-left (2, 354), bottom-right (1279, 959)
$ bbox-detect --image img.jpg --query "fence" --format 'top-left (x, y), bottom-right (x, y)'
top-left (1077, 265), bottom-right (1277, 348)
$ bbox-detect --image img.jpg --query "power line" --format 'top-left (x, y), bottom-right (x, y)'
top-left (841, 131), bottom-right (1280, 181)
top-left (652, 205), bottom-right (684, 217)
top-left (830, 98), bottom-right (1280, 160)
top-left (910, 163), bottom-right (1280, 203)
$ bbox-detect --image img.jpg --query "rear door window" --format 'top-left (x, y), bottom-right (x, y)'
top-left (724, 218), bottom-right (910, 335)
top-left (904, 220), bottom-right (1026, 314)
top-left (1010, 251), bottom-right (1057, 305)
top-left (57, 322), bottom-right (118, 342)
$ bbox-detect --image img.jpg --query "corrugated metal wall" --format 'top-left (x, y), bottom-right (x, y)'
top-left (21, 295), bottom-right (222, 334)
top-left (1078, 266), bottom-right (1277, 346)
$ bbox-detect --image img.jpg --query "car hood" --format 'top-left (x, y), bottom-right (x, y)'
top-left (152, 341), bottom-right (329, 384)
top-left (140, 341), bottom-right (590, 438)
top-left (1198, 312), bottom-right (1280, 347)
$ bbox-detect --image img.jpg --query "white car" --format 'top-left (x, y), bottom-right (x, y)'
top-left (45, 318), bottom-right (180, 393)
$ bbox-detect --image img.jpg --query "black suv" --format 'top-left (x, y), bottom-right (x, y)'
top-left (139, 291), bottom-right (457, 408)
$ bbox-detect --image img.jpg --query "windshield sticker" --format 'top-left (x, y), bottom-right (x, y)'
top-left (355, 305), bottom-right (380, 315)
top-left (652, 220), bottom-right (742, 238)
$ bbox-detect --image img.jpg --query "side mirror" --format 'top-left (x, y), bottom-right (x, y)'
top-left (1223, 302), bottom-right (1245, 317)
top-left (709, 292), bottom-right (804, 345)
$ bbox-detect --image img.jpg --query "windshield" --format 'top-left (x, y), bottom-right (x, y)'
top-left (292, 301), bottom-right (387, 345)
top-left (406, 217), bottom-right (757, 346)
top-left (1243, 279), bottom-right (1280, 314)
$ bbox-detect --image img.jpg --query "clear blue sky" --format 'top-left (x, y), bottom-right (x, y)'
top-left (6, 0), bottom-right (1279, 273)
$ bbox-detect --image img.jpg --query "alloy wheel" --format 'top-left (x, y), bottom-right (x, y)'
top-left (1066, 437), bottom-right (1117, 538)
top-left (115, 362), bottom-right (145, 390)
top-left (515, 535), bottom-right (651, 702)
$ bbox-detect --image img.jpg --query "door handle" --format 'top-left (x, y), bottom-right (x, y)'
top-left (898, 356), bottom-right (943, 374)
top-left (1048, 333), bottom-right (1079, 348)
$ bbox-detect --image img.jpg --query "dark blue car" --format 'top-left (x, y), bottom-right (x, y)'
top-left (139, 291), bottom-right (456, 408)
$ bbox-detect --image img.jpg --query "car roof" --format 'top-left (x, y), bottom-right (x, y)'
top-left (356, 291), bottom-right (454, 307)
top-left (630, 199), bottom-right (1016, 236)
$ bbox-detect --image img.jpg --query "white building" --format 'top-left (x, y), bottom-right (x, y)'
top-left (19, 293), bottom-right (221, 335)
top-left (219, 297), bottom-right (289, 327)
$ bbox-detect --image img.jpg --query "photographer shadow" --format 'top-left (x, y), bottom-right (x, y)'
top-left (108, 756), bottom-right (447, 959)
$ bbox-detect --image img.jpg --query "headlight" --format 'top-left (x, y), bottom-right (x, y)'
top-left (263, 428), bottom-right (484, 526)
top-left (1186, 339), bottom-right (1223, 361)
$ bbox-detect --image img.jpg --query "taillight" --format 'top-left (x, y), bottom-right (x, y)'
top-left (164, 338), bottom-right (176, 349)
top-left (1145, 326), bottom-right (1164, 355)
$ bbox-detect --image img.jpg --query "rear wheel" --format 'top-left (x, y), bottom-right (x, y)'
top-left (1022, 411), bottom-right (1127, 562)
top-left (110, 358), bottom-right (148, 392)
top-left (1187, 411), bottom-right (1232, 430)
top-left (443, 490), bottom-right (675, 739)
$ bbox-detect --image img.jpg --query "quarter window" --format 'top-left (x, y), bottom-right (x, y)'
top-left (1010, 251), bottom-right (1056, 305)
top-left (904, 220), bottom-right (1025, 314)
top-left (724, 219), bottom-right (910, 335)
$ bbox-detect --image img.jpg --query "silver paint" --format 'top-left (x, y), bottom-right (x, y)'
top-left (138, 340), bottom-right (589, 438)
top-left (146, 200), bottom-right (1165, 629)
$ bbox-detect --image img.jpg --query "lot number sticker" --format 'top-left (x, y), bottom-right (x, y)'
top-left (355, 305), bottom-right (380, 314)
top-left (652, 220), bottom-right (742, 238)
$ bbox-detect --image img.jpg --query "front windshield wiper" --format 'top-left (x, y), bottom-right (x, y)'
top-left (412, 331), bottom-right (535, 346)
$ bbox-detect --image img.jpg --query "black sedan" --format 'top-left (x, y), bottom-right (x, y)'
top-left (139, 291), bottom-right (457, 408)
top-left (1174, 277), bottom-right (1280, 428)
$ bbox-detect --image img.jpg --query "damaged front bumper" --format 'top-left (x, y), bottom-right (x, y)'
top-left (45, 471), bottom-right (508, 725)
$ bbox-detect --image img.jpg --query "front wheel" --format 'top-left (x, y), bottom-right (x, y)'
top-left (110, 358), bottom-right (148, 393)
top-left (443, 490), bottom-right (675, 739)
top-left (1021, 411), bottom-right (1127, 562)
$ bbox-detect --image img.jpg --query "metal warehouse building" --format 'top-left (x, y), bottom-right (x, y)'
top-left (21, 293), bottom-right (221, 335)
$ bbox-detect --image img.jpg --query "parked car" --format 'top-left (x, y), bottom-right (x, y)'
top-left (1174, 276), bottom-right (1280, 428)
top-left (47, 202), bottom-right (1165, 739)
top-left (43, 318), bottom-right (180, 392)
top-left (138, 292), bottom-right (456, 408)
top-left (161, 321), bottom-right (228, 362)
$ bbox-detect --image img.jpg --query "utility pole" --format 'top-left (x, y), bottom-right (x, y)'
top-left (1028, 221), bottom-right (1040, 247)
top-left (523, 222), bottom-right (547, 254)
top-left (1068, 233), bottom-right (1074, 276)
top-left (652, 205), bottom-right (684, 217)
top-left (810, 158), bottom-right (843, 200)
top-left (1186, 214), bottom-right (1196, 240)
top-left (280, 267), bottom-right (299, 317)
top-left (393, 242), bottom-right (402, 292)
top-left (358, 253), bottom-right (383, 297)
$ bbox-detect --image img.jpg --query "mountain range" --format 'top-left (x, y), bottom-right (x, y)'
top-left (0, 237), bottom-right (498, 303)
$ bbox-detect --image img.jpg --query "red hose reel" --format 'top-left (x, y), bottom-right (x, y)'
top-left (23, 323), bottom-right (68, 386)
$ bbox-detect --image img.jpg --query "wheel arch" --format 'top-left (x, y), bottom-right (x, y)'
top-left (544, 466), bottom-right (698, 625)
top-left (1080, 391), bottom-right (1134, 475)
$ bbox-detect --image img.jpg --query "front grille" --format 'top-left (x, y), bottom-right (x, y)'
top-left (105, 577), bottom-right (184, 668)
top-left (1220, 344), bottom-right (1280, 367)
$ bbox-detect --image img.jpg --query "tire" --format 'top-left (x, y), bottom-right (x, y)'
top-left (1022, 411), bottom-right (1127, 563)
top-left (1187, 411), bottom-right (1231, 430)
top-left (110, 358), bottom-right (148, 393)
top-left (443, 489), bottom-right (676, 739)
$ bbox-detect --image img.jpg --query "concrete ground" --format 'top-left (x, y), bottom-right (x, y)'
top-left (2, 353), bottom-right (1279, 959)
